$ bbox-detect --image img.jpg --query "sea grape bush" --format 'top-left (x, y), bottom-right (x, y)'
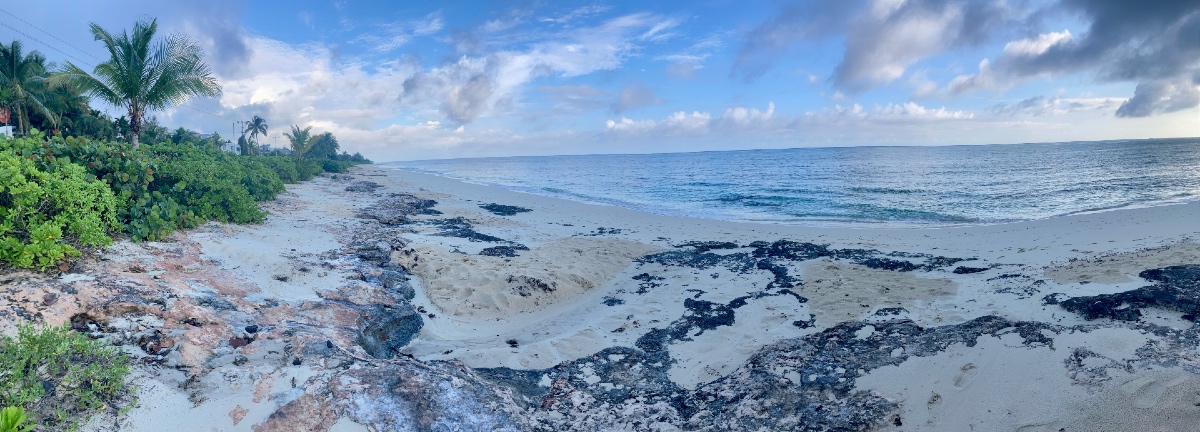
top-left (0, 129), bottom-right (368, 269)
top-left (37, 133), bottom-right (198, 241)
top-left (0, 148), bottom-right (121, 270)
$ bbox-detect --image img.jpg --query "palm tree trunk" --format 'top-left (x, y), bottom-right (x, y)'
top-left (16, 103), bottom-right (25, 136)
top-left (129, 110), bottom-right (141, 149)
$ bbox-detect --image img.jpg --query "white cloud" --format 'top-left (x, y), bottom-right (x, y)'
top-left (1002, 30), bottom-right (1072, 57)
top-left (398, 13), bottom-right (680, 123)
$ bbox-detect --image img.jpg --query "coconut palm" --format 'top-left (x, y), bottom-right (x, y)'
top-left (243, 115), bottom-right (267, 149)
top-left (51, 19), bottom-right (220, 149)
top-left (0, 40), bottom-right (55, 135)
top-left (306, 132), bottom-right (340, 159)
top-left (284, 125), bottom-right (313, 159)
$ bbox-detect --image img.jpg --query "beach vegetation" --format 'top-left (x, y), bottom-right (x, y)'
top-left (0, 41), bottom-right (55, 136)
top-left (0, 324), bottom-right (131, 431)
top-left (284, 124), bottom-right (314, 159)
top-left (50, 18), bottom-right (221, 149)
top-left (0, 406), bottom-right (34, 432)
top-left (0, 137), bottom-right (121, 269)
top-left (0, 19), bottom-right (369, 271)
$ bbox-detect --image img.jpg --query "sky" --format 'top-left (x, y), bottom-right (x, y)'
top-left (2, 0), bottom-right (1197, 161)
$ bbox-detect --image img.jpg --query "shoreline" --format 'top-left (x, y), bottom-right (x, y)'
top-left (0, 164), bottom-right (1195, 430)
top-left (380, 164), bottom-right (1200, 230)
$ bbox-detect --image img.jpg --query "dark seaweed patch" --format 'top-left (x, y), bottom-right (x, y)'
top-left (953, 266), bottom-right (990, 274)
top-left (480, 203), bottom-right (532, 216)
top-left (1058, 265), bottom-right (1200, 321)
top-left (479, 245), bottom-right (530, 257)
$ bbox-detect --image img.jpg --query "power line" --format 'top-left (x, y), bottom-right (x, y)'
top-left (0, 19), bottom-right (92, 66)
top-left (0, 6), bottom-right (102, 62)
top-left (0, 10), bottom-right (244, 125)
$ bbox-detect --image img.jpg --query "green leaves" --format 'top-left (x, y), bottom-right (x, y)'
top-left (0, 131), bottom-right (365, 268)
top-left (0, 137), bottom-right (118, 269)
top-left (0, 325), bottom-right (131, 431)
top-left (0, 406), bottom-right (34, 432)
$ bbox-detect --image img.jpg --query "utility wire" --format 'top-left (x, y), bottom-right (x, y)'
top-left (0, 19), bottom-right (92, 66)
top-left (0, 6), bottom-right (102, 62)
top-left (0, 10), bottom-right (243, 124)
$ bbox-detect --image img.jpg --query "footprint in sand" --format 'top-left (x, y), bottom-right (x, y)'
top-left (953, 363), bottom-right (978, 389)
top-left (1120, 375), bottom-right (1190, 408)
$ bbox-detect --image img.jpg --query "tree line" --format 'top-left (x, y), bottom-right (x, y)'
top-left (0, 18), bottom-right (368, 163)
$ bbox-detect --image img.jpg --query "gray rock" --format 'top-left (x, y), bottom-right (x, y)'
top-left (356, 304), bottom-right (423, 359)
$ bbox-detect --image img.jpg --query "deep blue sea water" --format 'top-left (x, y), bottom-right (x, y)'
top-left (384, 138), bottom-right (1200, 227)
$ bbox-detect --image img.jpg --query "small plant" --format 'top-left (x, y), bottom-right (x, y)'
top-left (0, 324), bottom-right (132, 431)
top-left (0, 407), bottom-right (33, 432)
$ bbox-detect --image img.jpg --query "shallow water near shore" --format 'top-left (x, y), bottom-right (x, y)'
top-left (387, 137), bottom-right (1200, 227)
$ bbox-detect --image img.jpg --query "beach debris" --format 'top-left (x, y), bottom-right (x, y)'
top-left (1056, 265), bottom-right (1200, 321)
top-left (480, 203), bottom-right (532, 216)
top-left (480, 245), bottom-right (529, 257)
top-left (356, 193), bottom-right (441, 224)
top-left (507, 275), bottom-right (556, 297)
top-left (426, 217), bottom-right (515, 243)
top-left (953, 265), bottom-right (990, 274)
top-left (344, 181), bottom-right (382, 193)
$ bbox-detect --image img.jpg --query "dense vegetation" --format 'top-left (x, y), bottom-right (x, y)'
top-left (1, 18), bottom-right (371, 270)
top-left (0, 129), bottom-right (367, 269)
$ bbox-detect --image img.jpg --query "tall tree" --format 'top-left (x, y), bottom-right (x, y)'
top-left (51, 18), bottom-right (220, 149)
top-left (284, 125), bottom-right (313, 159)
top-left (243, 115), bottom-right (267, 149)
top-left (237, 134), bottom-right (254, 156)
top-left (0, 40), bottom-right (55, 135)
top-left (306, 132), bottom-right (340, 159)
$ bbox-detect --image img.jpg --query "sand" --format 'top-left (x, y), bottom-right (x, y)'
top-left (19, 163), bottom-right (1190, 431)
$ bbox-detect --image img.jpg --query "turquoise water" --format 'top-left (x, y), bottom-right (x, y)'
top-left (385, 138), bottom-right (1200, 227)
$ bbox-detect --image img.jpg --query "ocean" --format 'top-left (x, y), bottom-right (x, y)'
top-left (384, 138), bottom-right (1200, 227)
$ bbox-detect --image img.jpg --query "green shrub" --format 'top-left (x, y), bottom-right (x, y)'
top-left (0, 150), bottom-right (120, 269)
top-left (0, 324), bottom-right (131, 430)
top-left (258, 156), bottom-right (299, 183)
top-left (145, 144), bottom-right (268, 224)
top-left (295, 158), bottom-right (325, 181)
top-left (30, 134), bottom-right (198, 241)
top-left (320, 159), bottom-right (354, 173)
top-left (2, 130), bottom-right (360, 250)
top-left (0, 406), bottom-right (33, 432)
top-left (234, 158), bottom-right (286, 201)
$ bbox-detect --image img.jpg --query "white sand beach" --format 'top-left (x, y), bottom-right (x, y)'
top-left (3, 164), bottom-right (1186, 431)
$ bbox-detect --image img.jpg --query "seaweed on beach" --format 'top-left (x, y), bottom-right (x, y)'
top-left (1057, 265), bottom-right (1200, 321)
top-left (356, 193), bottom-right (441, 224)
top-left (425, 217), bottom-right (514, 243)
top-left (673, 241), bottom-right (740, 253)
top-left (480, 245), bottom-right (530, 257)
top-left (480, 203), bottom-right (532, 216)
top-left (345, 181), bottom-right (382, 193)
top-left (476, 315), bottom-right (1061, 431)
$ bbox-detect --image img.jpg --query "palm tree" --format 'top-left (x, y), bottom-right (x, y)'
top-left (306, 132), bottom-right (340, 159)
top-left (0, 40), bottom-right (55, 135)
top-left (243, 115), bottom-right (267, 149)
top-left (51, 19), bottom-right (220, 149)
top-left (284, 125), bottom-right (313, 159)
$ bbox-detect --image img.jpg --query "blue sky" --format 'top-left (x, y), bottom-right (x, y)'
top-left (3, 0), bottom-right (1197, 160)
